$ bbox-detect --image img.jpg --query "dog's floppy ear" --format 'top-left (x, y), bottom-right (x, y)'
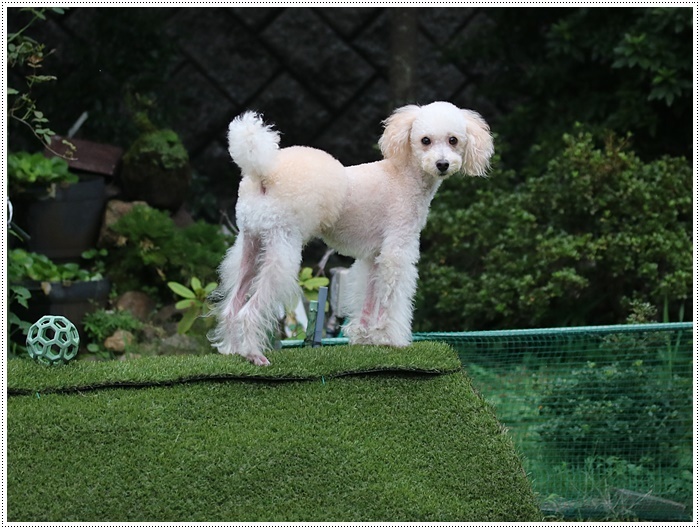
top-left (378, 105), bottom-right (421, 161)
top-left (461, 109), bottom-right (494, 176)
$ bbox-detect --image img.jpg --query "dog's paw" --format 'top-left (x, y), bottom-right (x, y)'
top-left (246, 353), bottom-right (270, 366)
top-left (342, 322), bottom-right (367, 342)
top-left (214, 344), bottom-right (270, 366)
top-left (347, 325), bottom-right (411, 347)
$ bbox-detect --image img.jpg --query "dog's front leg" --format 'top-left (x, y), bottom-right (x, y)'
top-left (369, 243), bottom-right (418, 346)
top-left (342, 258), bottom-right (377, 343)
top-left (344, 241), bottom-right (418, 347)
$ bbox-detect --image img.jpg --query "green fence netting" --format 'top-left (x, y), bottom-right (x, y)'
top-left (413, 323), bottom-right (693, 521)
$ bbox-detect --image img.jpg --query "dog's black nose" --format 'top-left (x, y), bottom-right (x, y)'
top-left (436, 160), bottom-right (450, 174)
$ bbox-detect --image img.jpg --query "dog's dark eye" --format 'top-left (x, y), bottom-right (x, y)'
top-left (449, 136), bottom-right (458, 146)
top-left (421, 137), bottom-right (431, 145)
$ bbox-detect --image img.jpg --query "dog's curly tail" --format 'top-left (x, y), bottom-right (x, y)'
top-left (227, 111), bottom-right (280, 180)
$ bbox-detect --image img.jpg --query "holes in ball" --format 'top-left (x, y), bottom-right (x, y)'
top-left (47, 343), bottom-right (63, 361)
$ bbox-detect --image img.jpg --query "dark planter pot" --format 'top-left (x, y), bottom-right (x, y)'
top-left (13, 175), bottom-right (107, 262)
top-left (12, 278), bottom-right (111, 341)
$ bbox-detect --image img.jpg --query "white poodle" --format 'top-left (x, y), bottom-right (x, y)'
top-left (209, 101), bottom-right (494, 365)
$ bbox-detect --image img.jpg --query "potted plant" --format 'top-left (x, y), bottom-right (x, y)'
top-left (8, 248), bottom-right (111, 345)
top-left (120, 104), bottom-right (191, 212)
top-left (8, 151), bottom-right (108, 261)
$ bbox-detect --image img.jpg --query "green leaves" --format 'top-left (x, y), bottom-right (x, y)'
top-left (298, 267), bottom-right (329, 293)
top-left (7, 8), bottom-right (72, 155)
top-left (169, 281), bottom-right (196, 301)
top-left (448, 8), bottom-right (691, 171)
top-left (8, 249), bottom-right (103, 283)
top-left (167, 277), bottom-right (217, 335)
top-left (108, 204), bottom-right (231, 297)
top-left (7, 151), bottom-right (78, 191)
top-left (416, 129), bottom-right (692, 331)
top-left (538, 360), bottom-right (689, 466)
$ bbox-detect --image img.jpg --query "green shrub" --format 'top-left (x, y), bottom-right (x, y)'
top-left (448, 8), bottom-right (692, 171)
top-left (83, 309), bottom-right (143, 343)
top-left (8, 248), bottom-right (103, 283)
top-left (8, 152), bottom-right (77, 192)
top-left (83, 308), bottom-right (143, 359)
top-left (537, 360), bottom-right (689, 467)
top-left (106, 204), bottom-right (231, 299)
top-left (415, 129), bottom-right (691, 331)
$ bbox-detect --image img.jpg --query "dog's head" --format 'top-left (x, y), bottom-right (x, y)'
top-left (378, 101), bottom-right (494, 179)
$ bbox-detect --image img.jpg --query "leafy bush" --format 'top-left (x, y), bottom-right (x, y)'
top-left (537, 360), bottom-right (690, 467)
top-left (83, 309), bottom-right (143, 359)
top-left (83, 309), bottom-right (143, 343)
top-left (106, 204), bottom-right (231, 299)
top-left (449, 7), bottom-right (692, 171)
top-left (8, 152), bottom-right (77, 192)
top-left (415, 129), bottom-right (691, 331)
top-left (8, 248), bottom-right (104, 283)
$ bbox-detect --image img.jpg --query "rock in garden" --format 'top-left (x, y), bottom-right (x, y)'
top-left (161, 333), bottom-right (198, 354)
top-left (115, 291), bottom-right (156, 320)
top-left (104, 330), bottom-right (135, 353)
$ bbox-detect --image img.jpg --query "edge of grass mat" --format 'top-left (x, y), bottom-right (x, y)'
top-left (8, 341), bottom-right (461, 395)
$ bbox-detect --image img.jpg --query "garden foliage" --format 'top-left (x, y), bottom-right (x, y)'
top-left (83, 308), bottom-right (143, 358)
top-left (7, 7), bottom-right (74, 156)
top-left (415, 130), bottom-right (691, 331)
top-left (8, 152), bottom-right (77, 192)
top-left (538, 360), bottom-right (690, 467)
top-left (106, 204), bottom-right (231, 298)
top-left (451, 7), bottom-right (692, 170)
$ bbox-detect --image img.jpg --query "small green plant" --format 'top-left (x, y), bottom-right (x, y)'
top-left (124, 127), bottom-right (189, 171)
top-left (83, 309), bottom-right (143, 359)
top-left (298, 267), bottom-right (329, 301)
top-left (284, 268), bottom-right (330, 340)
top-left (8, 284), bottom-right (32, 358)
top-left (8, 248), bottom-right (104, 284)
top-left (168, 277), bottom-right (217, 335)
top-left (8, 151), bottom-right (78, 193)
top-left (8, 248), bottom-right (107, 357)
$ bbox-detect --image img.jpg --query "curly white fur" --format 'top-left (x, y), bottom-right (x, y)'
top-left (210, 102), bottom-right (493, 365)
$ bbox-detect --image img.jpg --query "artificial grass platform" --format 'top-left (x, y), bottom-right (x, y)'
top-left (7, 342), bottom-right (542, 522)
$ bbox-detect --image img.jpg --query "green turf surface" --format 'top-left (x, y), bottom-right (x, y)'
top-left (7, 343), bottom-right (542, 522)
top-left (8, 342), bottom-right (461, 395)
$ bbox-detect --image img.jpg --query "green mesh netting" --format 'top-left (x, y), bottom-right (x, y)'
top-left (413, 323), bottom-right (693, 521)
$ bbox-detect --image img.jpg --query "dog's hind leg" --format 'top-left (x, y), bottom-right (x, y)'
top-left (229, 234), bottom-right (260, 315)
top-left (209, 233), bottom-right (261, 356)
top-left (228, 228), bottom-right (304, 365)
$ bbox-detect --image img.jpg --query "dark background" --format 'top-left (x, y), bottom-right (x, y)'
top-left (8, 7), bottom-right (498, 217)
